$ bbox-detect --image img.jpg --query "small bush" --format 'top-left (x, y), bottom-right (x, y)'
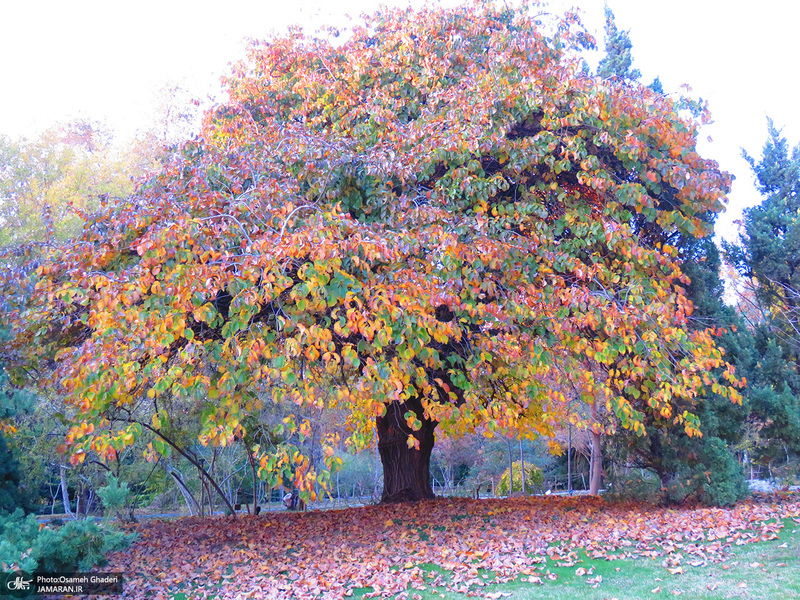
top-left (0, 509), bottom-right (40, 571)
top-left (604, 471), bottom-right (662, 504)
top-left (497, 461), bottom-right (543, 495)
top-left (0, 510), bottom-right (134, 572)
top-left (667, 437), bottom-right (748, 507)
top-left (35, 519), bottom-right (133, 572)
top-left (96, 474), bottom-right (130, 522)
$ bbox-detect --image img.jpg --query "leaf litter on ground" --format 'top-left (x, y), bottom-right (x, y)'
top-left (104, 492), bottom-right (800, 599)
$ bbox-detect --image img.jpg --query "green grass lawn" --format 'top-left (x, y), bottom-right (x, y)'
top-left (352, 519), bottom-right (800, 600)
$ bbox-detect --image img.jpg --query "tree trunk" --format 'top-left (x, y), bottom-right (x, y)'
top-left (589, 399), bottom-right (603, 495)
top-left (165, 463), bottom-right (201, 516)
top-left (373, 437), bottom-right (382, 503)
top-left (567, 423), bottom-right (572, 493)
top-left (589, 428), bottom-right (603, 495)
top-left (376, 398), bottom-right (436, 503)
top-left (247, 451), bottom-right (258, 515)
top-left (60, 466), bottom-right (74, 518)
top-left (505, 439), bottom-right (514, 494)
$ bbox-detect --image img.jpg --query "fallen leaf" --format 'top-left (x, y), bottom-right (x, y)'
top-left (96, 491), bottom-right (800, 600)
top-left (651, 586), bottom-right (662, 593)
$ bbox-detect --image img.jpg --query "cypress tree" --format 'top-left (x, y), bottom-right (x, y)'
top-left (597, 5), bottom-right (641, 81)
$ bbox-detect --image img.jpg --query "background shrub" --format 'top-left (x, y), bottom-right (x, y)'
top-left (667, 437), bottom-right (749, 507)
top-left (497, 461), bottom-right (543, 495)
top-left (604, 471), bottom-right (662, 504)
top-left (0, 510), bottom-right (134, 572)
top-left (96, 474), bottom-right (130, 523)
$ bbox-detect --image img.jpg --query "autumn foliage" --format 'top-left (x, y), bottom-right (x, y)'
top-left (9, 2), bottom-right (741, 500)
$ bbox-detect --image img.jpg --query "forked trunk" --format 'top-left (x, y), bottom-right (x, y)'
top-left (376, 398), bottom-right (436, 503)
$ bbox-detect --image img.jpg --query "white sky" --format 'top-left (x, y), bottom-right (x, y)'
top-left (1, 0), bottom-right (798, 243)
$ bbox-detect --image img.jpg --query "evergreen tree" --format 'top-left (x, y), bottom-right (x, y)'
top-left (724, 122), bottom-right (800, 468)
top-left (648, 77), bottom-right (664, 94)
top-left (0, 329), bottom-right (35, 514)
top-left (597, 5), bottom-right (641, 81)
top-left (0, 368), bottom-right (33, 514)
top-left (618, 237), bottom-right (750, 505)
top-left (591, 7), bottom-right (748, 504)
top-left (0, 434), bottom-right (25, 514)
top-left (727, 120), bottom-right (800, 367)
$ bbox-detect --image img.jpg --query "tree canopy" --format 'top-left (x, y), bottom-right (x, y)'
top-left (7, 2), bottom-right (741, 502)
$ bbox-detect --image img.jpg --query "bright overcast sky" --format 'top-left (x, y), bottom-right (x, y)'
top-left (1, 0), bottom-right (798, 243)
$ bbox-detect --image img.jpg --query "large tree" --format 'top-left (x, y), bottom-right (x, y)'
top-left (9, 2), bottom-right (741, 503)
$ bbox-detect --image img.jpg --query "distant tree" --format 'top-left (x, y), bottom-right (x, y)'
top-left (0, 123), bottom-right (164, 516)
top-left (497, 461), bottom-right (543, 496)
top-left (0, 122), bottom-right (131, 247)
top-left (727, 120), bottom-right (800, 365)
top-left (648, 77), bottom-right (664, 94)
top-left (724, 121), bottom-right (800, 467)
top-left (0, 329), bottom-right (35, 514)
top-left (597, 5), bottom-right (641, 81)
